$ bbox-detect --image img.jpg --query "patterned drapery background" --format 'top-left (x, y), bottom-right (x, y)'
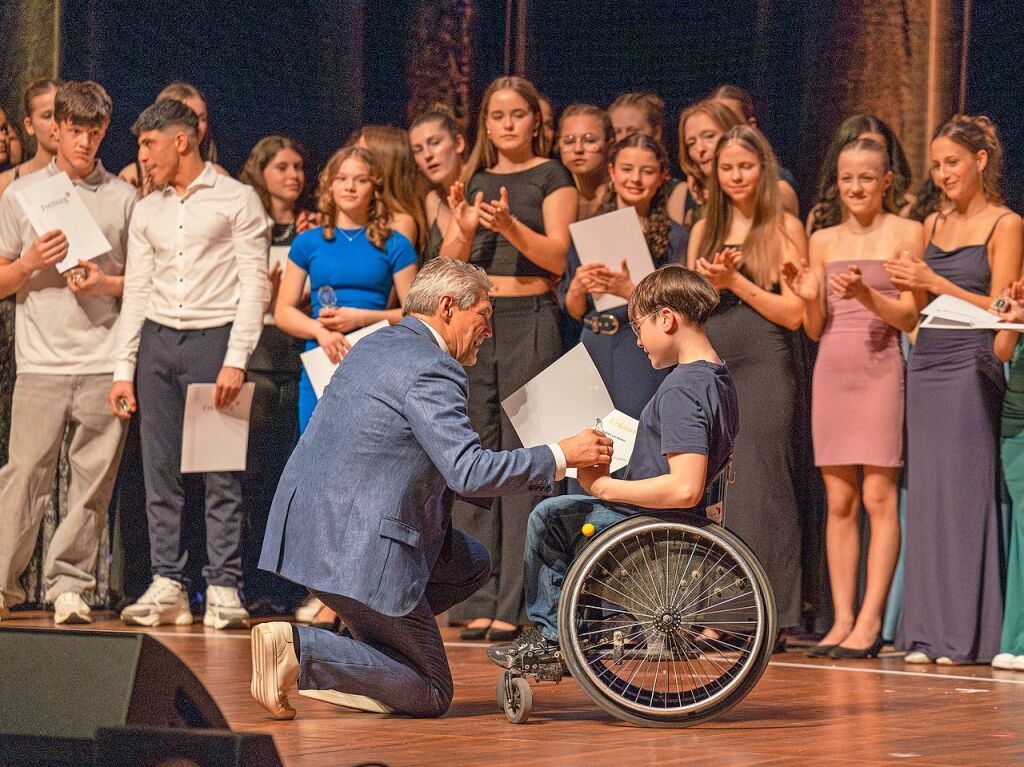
top-left (1, 0), bottom-right (1020, 608)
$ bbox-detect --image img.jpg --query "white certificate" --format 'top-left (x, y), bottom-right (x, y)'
top-left (14, 171), bottom-right (112, 274)
top-left (502, 343), bottom-right (638, 476)
top-left (269, 245), bottom-right (290, 274)
top-left (920, 294), bottom-right (1024, 331)
top-left (568, 206), bottom-right (656, 312)
top-left (181, 383), bottom-right (256, 473)
top-left (299, 319), bottom-right (390, 398)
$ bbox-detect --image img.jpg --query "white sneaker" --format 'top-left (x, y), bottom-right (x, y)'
top-left (121, 576), bottom-right (193, 627)
top-left (251, 622), bottom-right (299, 719)
top-left (204, 585), bottom-right (249, 629)
top-left (294, 594), bottom-right (324, 624)
top-left (904, 651), bottom-right (932, 664)
top-left (1012, 655), bottom-right (1024, 671)
top-left (53, 592), bottom-right (92, 625)
top-left (992, 652), bottom-right (1017, 670)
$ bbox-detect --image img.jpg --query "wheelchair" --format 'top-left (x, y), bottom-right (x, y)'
top-left (496, 461), bottom-right (777, 727)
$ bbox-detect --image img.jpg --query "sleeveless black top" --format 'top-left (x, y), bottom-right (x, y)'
top-left (466, 160), bottom-right (574, 279)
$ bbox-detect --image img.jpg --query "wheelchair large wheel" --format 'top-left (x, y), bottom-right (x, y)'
top-left (557, 515), bottom-right (776, 727)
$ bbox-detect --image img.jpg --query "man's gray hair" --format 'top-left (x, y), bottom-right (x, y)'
top-left (403, 258), bottom-right (492, 316)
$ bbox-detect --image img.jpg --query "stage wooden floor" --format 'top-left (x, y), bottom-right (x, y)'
top-left (5, 612), bottom-right (1024, 766)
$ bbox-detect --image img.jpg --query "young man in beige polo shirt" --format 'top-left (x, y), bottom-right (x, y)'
top-left (0, 81), bottom-right (136, 624)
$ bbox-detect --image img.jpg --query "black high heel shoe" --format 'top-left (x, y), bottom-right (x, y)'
top-left (459, 622), bottom-right (492, 641)
top-left (486, 625), bottom-right (522, 642)
top-left (806, 643), bottom-right (838, 658)
top-left (829, 635), bottom-right (884, 659)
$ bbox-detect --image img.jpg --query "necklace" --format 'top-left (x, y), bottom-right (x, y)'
top-left (272, 222), bottom-right (296, 245)
top-left (337, 226), bottom-right (366, 243)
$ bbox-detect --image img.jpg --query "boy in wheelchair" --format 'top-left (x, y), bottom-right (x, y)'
top-left (489, 265), bottom-right (739, 670)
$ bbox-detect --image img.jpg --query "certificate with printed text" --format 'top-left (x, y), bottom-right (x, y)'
top-left (181, 383), bottom-right (256, 473)
top-left (15, 171), bottom-right (112, 274)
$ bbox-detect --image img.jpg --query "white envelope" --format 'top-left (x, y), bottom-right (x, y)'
top-left (15, 171), bottom-right (112, 274)
top-left (181, 383), bottom-right (256, 473)
top-left (300, 319), bottom-right (390, 398)
top-left (569, 207), bottom-right (656, 312)
top-left (502, 343), bottom-right (638, 476)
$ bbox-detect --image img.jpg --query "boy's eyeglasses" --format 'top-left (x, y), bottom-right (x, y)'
top-left (630, 309), bottom-right (662, 338)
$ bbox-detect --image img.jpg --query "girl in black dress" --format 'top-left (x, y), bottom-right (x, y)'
top-left (687, 125), bottom-right (808, 638)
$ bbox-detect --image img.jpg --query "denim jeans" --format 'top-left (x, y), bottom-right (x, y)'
top-left (523, 494), bottom-right (629, 640)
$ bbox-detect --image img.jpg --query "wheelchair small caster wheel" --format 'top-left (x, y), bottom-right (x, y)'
top-left (498, 674), bottom-right (532, 724)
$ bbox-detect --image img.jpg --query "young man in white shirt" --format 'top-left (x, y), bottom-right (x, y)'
top-left (0, 81), bottom-right (136, 624)
top-left (109, 98), bottom-right (271, 630)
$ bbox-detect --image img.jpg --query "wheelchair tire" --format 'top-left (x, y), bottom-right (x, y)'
top-left (501, 677), bottom-right (532, 724)
top-left (557, 515), bottom-right (776, 727)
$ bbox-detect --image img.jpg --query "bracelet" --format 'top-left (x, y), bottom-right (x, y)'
top-left (500, 215), bottom-right (518, 235)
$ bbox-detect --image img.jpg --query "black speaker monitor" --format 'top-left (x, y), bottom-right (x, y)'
top-left (0, 627), bottom-right (227, 740)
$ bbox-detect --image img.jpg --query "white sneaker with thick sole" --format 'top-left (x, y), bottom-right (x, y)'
top-left (298, 688), bottom-right (394, 713)
top-left (294, 595), bottom-right (324, 624)
top-left (1012, 655), bottom-right (1024, 671)
top-left (204, 585), bottom-right (249, 629)
top-left (992, 652), bottom-right (1017, 670)
top-left (121, 576), bottom-right (193, 627)
top-left (251, 622), bottom-right (299, 719)
top-left (53, 592), bottom-right (92, 625)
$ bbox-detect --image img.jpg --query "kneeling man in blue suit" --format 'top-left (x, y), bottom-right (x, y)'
top-left (252, 257), bottom-right (613, 719)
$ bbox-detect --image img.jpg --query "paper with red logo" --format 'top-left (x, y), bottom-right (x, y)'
top-left (15, 171), bottom-right (112, 274)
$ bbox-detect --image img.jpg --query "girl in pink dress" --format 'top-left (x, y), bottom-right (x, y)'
top-left (784, 138), bottom-right (923, 658)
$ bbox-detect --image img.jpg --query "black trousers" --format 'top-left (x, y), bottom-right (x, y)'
top-left (136, 320), bottom-right (244, 587)
top-left (448, 293), bottom-right (562, 625)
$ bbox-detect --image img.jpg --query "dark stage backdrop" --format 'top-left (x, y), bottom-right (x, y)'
top-left (0, 1), bottom-right (1016, 207)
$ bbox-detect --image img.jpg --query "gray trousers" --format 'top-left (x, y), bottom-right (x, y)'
top-left (298, 528), bottom-right (490, 717)
top-left (450, 293), bottom-right (562, 625)
top-left (0, 372), bottom-right (126, 605)
top-left (136, 320), bottom-right (243, 588)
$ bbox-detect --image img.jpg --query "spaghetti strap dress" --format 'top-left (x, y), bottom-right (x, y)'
top-left (896, 215), bottom-right (1008, 663)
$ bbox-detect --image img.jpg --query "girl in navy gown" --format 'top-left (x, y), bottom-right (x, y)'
top-left (887, 115), bottom-right (1022, 665)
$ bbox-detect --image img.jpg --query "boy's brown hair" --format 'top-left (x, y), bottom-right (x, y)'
top-left (629, 265), bottom-right (720, 328)
top-left (54, 81), bottom-right (112, 127)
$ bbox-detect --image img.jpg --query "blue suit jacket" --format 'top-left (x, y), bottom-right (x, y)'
top-left (259, 316), bottom-right (556, 616)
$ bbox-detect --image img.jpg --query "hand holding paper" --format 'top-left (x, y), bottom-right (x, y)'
top-left (23, 229), bottom-right (68, 272)
top-left (502, 344), bottom-right (639, 476)
top-left (15, 172), bottom-right (112, 273)
top-left (569, 207), bottom-right (655, 311)
top-left (557, 428), bottom-right (614, 468)
top-left (301, 319), bottom-right (391, 398)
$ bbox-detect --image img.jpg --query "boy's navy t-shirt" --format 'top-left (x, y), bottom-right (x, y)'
top-left (623, 360), bottom-right (739, 491)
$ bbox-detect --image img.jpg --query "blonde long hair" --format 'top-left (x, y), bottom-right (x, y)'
top-left (461, 76), bottom-right (546, 183)
top-left (697, 125), bottom-right (788, 290)
top-left (317, 146), bottom-right (392, 250)
top-left (348, 125), bottom-right (427, 251)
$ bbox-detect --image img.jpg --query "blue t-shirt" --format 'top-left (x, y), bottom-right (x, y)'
top-left (288, 227), bottom-right (418, 319)
top-left (624, 361), bottom-right (739, 488)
